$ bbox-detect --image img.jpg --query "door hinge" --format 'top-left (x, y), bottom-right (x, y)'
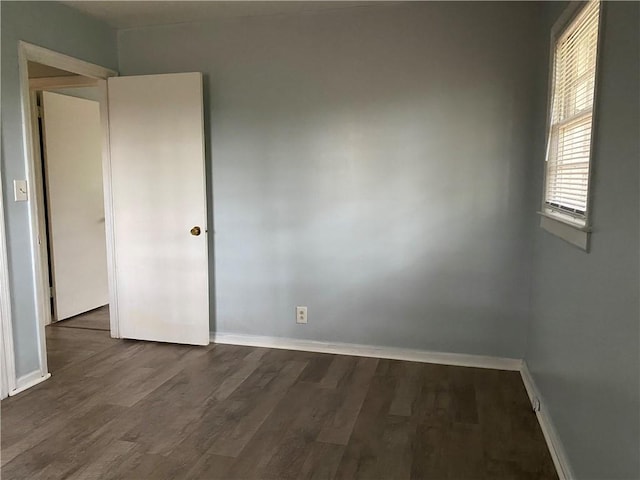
top-left (49, 286), bottom-right (54, 298)
top-left (37, 106), bottom-right (43, 118)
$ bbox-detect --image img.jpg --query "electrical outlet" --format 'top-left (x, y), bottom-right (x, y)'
top-left (296, 306), bottom-right (307, 324)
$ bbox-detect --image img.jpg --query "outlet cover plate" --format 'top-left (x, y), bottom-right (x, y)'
top-left (296, 306), bottom-right (307, 324)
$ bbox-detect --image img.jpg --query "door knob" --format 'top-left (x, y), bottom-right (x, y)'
top-left (190, 226), bottom-right (201, 236)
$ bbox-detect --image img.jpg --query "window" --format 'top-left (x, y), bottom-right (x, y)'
top-left (541, 0), bottom-right (601, 249)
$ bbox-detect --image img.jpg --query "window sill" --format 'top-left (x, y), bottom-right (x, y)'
top-left (538, 212), bottom-right (590, 251)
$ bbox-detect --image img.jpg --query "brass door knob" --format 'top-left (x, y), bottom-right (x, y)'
top-left (190, 226), bottom-right (201, 236)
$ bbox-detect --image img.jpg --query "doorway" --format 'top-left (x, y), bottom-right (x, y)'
top-left (27, 61), bottom-right (112, 370)
top-left (9, 42), bottom-right (119, 393)
top-left (9, 42), bottom-right (209, 396)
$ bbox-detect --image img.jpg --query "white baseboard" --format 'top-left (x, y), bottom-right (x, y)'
top-left (210, 332), bottom-right (523, 371)
top-left (10, 370), bottom-right (51, 396)
top-left (520, 362), bottom-right (574, 480)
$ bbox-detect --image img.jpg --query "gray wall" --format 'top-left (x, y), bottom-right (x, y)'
top-left (118, 2), bottom-right (544, 358)
top-left (0, 1), bottom-right (117, 378)
top-left (3, 1), bottom-right (637, 475)
top-left (526, 2), bottom-right (640, 478)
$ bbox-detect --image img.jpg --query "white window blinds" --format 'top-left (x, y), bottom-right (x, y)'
top-left (544, 0), bottom-right (601, 227)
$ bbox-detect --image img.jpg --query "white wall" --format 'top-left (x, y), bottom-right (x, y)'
top-left (118, 2), bottom-right (545, 358)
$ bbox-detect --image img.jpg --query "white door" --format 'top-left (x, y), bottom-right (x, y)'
top-left (41, 91), bottom-right (109, 321)
top-left (108, 73), bottom-right (209, 346)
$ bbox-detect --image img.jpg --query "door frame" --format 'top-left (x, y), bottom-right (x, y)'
top-left (12, 41), bottom-right (119, 392)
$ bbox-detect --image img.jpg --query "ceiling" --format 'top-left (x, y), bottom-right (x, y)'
top-left (61, 1), bottom-right (394, 29)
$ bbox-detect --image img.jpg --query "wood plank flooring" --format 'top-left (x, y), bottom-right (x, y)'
top-left (52, 305), bottom-right (110, 332)
top-left (1, 326), bottom-right (558, 479)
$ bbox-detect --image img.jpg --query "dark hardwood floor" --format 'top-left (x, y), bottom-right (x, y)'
top-left (1, 325), bottom-right (557, 479)
top-left (52, 305), bottom-right (111, 332)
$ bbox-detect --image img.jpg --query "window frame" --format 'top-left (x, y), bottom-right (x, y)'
top-left (539, 0), bottom-right (606, 251)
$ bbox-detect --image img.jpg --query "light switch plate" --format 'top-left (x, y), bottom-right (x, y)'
top-left (13, 180), bottom-right (28, 202)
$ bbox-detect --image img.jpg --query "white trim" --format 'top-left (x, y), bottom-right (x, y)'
top-left (538, 210), bottom-right (589, 232)
top-left (18, 42), bottom-right (49, 380)
top-left (10, 370), bottom-right (52, 397)
top-left (29, 90), bottom-right (54, 327)
top-left (540, 1), bottom-right (605, 242)
top-left (21, 43), bottom-right (117, 79)
top-left (16, 41), bottom-right (120, 391)
top-left (211, 332), bottom-right (523, 371)
top-left (540, 214), bottom-right (589, 251)
top-left (97, 78), bottom-right (121, 339)
top-left (520, 362), bottom-right (574, 480)
top-left (0, 152), bottom-right (17, 396)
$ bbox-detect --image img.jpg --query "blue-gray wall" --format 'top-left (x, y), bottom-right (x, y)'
top-left (118, 2), bottom-right (544, 358)
top-left (526, 2), bottom-right (640, 478)
top-left (0, 1), bottom-right (117, 378)
top-left (2, 1), bottom-right (638, 476)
